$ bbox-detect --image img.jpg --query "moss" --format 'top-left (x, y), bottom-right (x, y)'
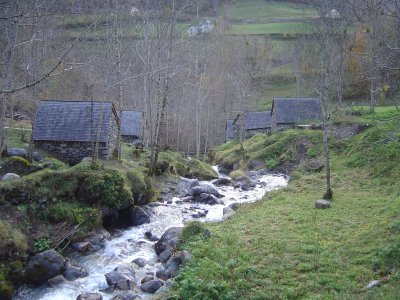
top-left (229, 170), bottom-right (246, 180)
top-left (0, 280), bottom-right (14, 300)
top-left (0, 221), bottom-right (28, 257)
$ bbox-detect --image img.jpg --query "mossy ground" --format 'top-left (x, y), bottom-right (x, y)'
top-left (171, 117), bottom-right (400, 299)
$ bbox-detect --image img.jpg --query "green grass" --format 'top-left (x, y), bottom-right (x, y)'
top-left (171, 119), bottom-right (400, 299)
top-left (351, 106), bottom-right (400, 121)
top-left (229, 22), bottom-right (311, 35)
top-left (223, 0), bottom-right (315, 21)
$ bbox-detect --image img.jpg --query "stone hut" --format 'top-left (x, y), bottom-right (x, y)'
top-left (121, 111), bottom-right (144, 144)
top-left (226, 120), bottom-right (234, 142)
top-left (233, 111), bottom-right (272, 139)
top-left (33, 100), bottom-right (119, 164)
top-left (271, 98), bottom-right (322, 131)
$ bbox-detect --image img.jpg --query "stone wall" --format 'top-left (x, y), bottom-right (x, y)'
top-left (106, 115), bottom-right (119, 157)
top-left (35, 141), bottom-right (109, 165)
top-left (232, 118), bottom-right (270, 139)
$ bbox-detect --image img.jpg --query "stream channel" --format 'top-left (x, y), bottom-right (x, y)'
top-left (14, 168), bottom-right (288, 300)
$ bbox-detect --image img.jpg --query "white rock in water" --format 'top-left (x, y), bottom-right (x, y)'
top-left (366, 280), bottom-right (380, 289)
top-left (2, 173), bottom-right (20, 181)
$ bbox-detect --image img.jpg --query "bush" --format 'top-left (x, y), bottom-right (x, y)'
top-left (229, 170), bottom-right (246, 180)
top-left (0, 221), bottom-right (28, 257)
top-left (266, 158), bottom-right (279, 169)
top-left (180, 221), bottom-right (210, 244)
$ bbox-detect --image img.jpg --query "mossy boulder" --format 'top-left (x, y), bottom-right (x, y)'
top-left (24, 250), bottom-right (66, 285)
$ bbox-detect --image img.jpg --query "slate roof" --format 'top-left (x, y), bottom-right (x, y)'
top-left (243, 111), bottom-right (272, 130)
top-left (226, 120), bottom-right (234, 140)
top-left (33, 100), bottom-right (117, 143)
top-left (272, 98), bottom-right (322, 124)
top-left (121, 111), bottom-right (143, 137)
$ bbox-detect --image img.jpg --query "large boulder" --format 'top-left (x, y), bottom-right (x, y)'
top-left (7, 148), bottom-right (27, 159)
top-left (129, 207), bottom-right (150, 226)
top-left (105, 265), bottom-right (136, 290)
top-left (155, 227), bottom-right (183, 255)
top-left (213, 177), bottom-right (232, 186)
top-left (194, 193), bottom-right (223, 205)
top-left (140, 280), bottom-right (164, 293)
top-left (190, 184), bottom-right (221, 198)
top-left (132, 258), bottom-right (146, 268)
top-left (2, 173), bottom-right (20, 181)
top-left (24, 250), bottom-right (66, 285)
top-left (222, 207), bottom-right (236, 219)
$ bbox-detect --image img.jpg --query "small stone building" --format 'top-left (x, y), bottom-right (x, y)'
top-left (271, 98), bottom-right (322, 131)
top-left (33, 100), bottom-right (120, 165)
top-left (226, 120), bottom-right (234, 142)
top-left (233, 111), bottom-right (272, 139)
top-left (121, 111), bottom-right (144, 144)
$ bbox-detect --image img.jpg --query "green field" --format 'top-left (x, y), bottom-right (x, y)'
top-left (229, 22), bottom-right (311, 35)
top-left (223, 0), bottom-right (315, 20)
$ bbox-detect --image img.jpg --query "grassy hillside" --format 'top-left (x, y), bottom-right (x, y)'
top-left (170, 117), bottom-right (400, 299)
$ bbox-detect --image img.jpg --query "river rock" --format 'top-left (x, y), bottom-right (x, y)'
top-left (229, 203), bottom-right (239, 211)
top-left (7, 148), bottom-right (27, 159)
top-left (76, 293), bottom-right (103, 300)
top-left (223, 207), bottom-right (236, 219)
top-left (63, 264), bottom-right (88, 281)
top-left (315, 199), bottom-right (331, 209)
top-left (158, 250), bottom-right (172, 263)
top-left (24, 250), bottom-right (66, 285)
top-left (129, 207), bottom-right (150, 226)
top-left (156, 269), bottom-right (171, 281)
top-left (111, 292), bottom-right (140, 300)
top-left (141, 275), bottom-right (154, 284)
top-left (213, 177), bottom-right (232, 186)
top-left (2, 173), bottom-right (20, 181)
top-left (73, 241), bottom-right (92, 253)
top-left (190, 184), bottom-right (221, 198)
top-left (155, 227), bottom-right (183, 255)
top-left (144, 231), bottom-right (159, 242)
top-left (240, 181), bottom-right (257, 191)
top-left (47, 275), bottom-right (67, 287)
top-left (140, 280), bottom-right (164, 293)
top-left (105, 266), bottom-right (136, 290)
top-left (194, 193), bottom-right (223, 205)
top-left (132, 258), bottom-right (147, 268)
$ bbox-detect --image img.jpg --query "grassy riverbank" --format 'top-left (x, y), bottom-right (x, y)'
top-left (171, 117), bottom-right (400, 299)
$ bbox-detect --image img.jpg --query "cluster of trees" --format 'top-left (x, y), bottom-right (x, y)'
top-left (0, 0), bottom-right (270, 173)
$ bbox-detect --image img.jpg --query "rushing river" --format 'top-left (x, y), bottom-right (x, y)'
top-left (15, 169), bottom-right (288, 300)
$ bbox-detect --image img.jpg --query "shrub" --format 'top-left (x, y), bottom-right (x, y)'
top-left (180, 221), bottom-right (210, 244)
top-left (229, 170), bottom-right (246, 180)
top-left (0, 221), bottom-right (28, 257)
top-left (266, 158), bottom-right (279, 169)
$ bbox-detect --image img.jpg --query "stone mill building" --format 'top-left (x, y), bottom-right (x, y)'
top-left (33, 100), bottom-right (120, 164)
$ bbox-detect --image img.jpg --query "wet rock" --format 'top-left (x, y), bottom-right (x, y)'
top-left (223, 207), bottom-right (236, 219)
top-left (140, 280), bottom-right (164, 293)
top-left (141, 275), bottom-right (154, 284)
top-left (76, 293), bottom-right (103, 300)
top-left (213, 177), bottom-right (232, 186)
top-left (63, 264), bottom-right (89, 281)
top-left (47, 275), bottom-right (67, 287)
top-left (144, 231), bottom-right (159, 242)
top-left (229, 203), bottom-right (239, 211)
top-left (7, 148), bottom-right (27, 159)
top-left (105, 266), bottom-right (136, 290)
top-left (156, 269), bottom-right (171, 281)
top-left (111, 292), bottom-right (140, 300)
top-left (24, 250), bottom-right (66, 285)
top-left (129, 207), bottom-right (150, 226)
top-left (73, 241), bottom-right (92, 253)
top-left (180, 196), bottom-right (193, 202)
top-left (2, 173), bottom-right (20, 181)
top-left (217, 165), bottom-right (230, 175)
top-left (240, 181), bottom-right (257, 191)
top-left (194, 193), bottom-right (223, 205)
top-left (315, 199), bottom-right (331, 209)
top-left (155, 227), bottom-right (183, 255)
top-left (366, 280), bottom-right (380, 289)
top-left (159, 250), bottom-right (172, 263)
top-left (190, 184), bottom-right (221, 198)
top-left (132, 258), bottom-right (147, 268)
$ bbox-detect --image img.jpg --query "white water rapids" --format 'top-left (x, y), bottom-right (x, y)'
top-left (14, 169), bottom-right (288, 300)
